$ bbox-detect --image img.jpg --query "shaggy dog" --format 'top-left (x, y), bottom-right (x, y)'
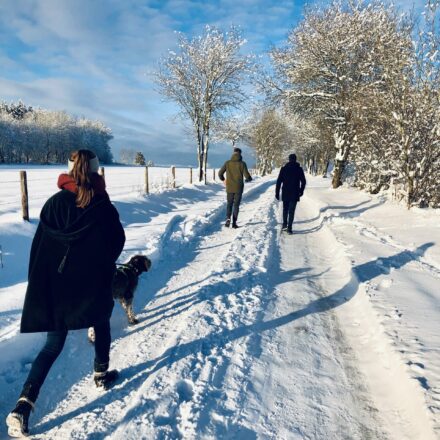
top-left (88, 255), bottom-right (152, 342)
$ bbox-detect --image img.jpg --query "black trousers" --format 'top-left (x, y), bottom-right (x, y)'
top-left (226, 192), bottom-right (243, 220)
top-left (283, 200), bottom-right (297, 230)
top-left (20, 320), bottom-right (111, 402)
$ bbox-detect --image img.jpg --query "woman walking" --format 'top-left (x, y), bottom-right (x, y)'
top-left (6, 150), bottom-right (125, 437)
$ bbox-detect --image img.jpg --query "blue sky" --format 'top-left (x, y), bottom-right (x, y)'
top-left (0, 0), bottom-right (421, 166)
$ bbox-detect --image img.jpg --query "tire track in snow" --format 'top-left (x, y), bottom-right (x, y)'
top-left (200, 191), bottom-right (436, 439)
top-left (304, 196), bottom-right (440, 278)
top-left (292, 196), bottom-right (437, 440)
top-left (302, 190), bottom-right (440, 436)
top-left (213, 199), bottom-right (386, 440)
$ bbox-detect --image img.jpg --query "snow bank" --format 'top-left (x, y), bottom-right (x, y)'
top-left (303, 175), bottom-right (440, 437)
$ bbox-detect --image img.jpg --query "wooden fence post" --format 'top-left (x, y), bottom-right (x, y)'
top-left (171, 166), bottom-right (176, 188)
top-left (189, 167), bottom-right (193, 184)
top-left (145, 166), bottom-right (149, 195)
top-left (20, 171), bottom-right (29, 222)
top-left (99, 166), bottom-right (105, 180)
top-left (213, 168), bottom-right (216, 181)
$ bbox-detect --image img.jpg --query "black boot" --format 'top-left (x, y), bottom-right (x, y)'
top-left (94, 369), bottom-right (119, 390)
top-left (232, 216), bottom-right (238, 229)
top-left (6, 398), bottom-right (34, 438)
top-left (224, 218), bottom-right (231, 227)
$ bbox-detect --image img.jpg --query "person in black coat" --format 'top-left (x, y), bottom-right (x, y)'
top-left (6, 150), bottom-right (125, 438)
top-left (275, 153), bottom-right (306, 234)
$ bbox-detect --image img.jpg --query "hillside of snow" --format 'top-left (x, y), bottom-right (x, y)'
top-left (0, 168), bottom-right (439, 439)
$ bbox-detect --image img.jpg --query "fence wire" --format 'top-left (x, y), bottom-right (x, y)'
top-left (0, 166), bottom-right (253, 221)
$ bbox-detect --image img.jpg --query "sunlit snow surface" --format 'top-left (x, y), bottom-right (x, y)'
top-left (0, 168), bottom-right (439, 439)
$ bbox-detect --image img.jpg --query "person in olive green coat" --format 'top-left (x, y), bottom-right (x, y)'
top-left (218, 148), bottom-right (252, 228)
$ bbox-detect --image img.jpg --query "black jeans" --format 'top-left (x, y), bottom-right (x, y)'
top-left (20, 321), bottom-right (111, 402)
top-left (283, 200), bottom-right (297, 230)
top-left (226, 192), bottom-right (243, 220)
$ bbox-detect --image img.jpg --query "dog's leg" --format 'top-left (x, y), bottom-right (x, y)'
top-left (88, 327), bottom-right (96, 344)
top-left (120, 299), bottom-right (139, 325)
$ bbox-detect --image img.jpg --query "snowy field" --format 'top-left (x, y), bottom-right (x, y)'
top-left (0, 165), bottom-right (218, 223)
top-left (0, 167), bottom-right (439, 439)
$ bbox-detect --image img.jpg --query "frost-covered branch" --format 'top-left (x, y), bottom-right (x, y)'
top-left (0, 101), bottom-right (113, 164)
top-left (155, 26), bottom-right (253, 182)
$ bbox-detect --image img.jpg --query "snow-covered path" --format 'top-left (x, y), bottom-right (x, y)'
top-left (1, 175), bottom-right (439, 439)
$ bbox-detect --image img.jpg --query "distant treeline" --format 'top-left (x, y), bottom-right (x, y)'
top-left (0, 101), bottom-right (113, 164)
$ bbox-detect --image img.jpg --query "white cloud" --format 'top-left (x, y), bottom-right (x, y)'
top-left (0, 0), bottom-right (424, 166)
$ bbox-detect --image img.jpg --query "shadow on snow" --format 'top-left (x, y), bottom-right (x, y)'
top-left (31, 214), bottom-right (433, 438)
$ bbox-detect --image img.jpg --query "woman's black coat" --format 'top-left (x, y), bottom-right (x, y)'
top-left (21, 190), bottom-right (125, 333)
top-left (275, 161), bottom-right (307, 202)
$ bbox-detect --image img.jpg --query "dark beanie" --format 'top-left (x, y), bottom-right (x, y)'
top-left (289, 153), bottom-right (297, 162)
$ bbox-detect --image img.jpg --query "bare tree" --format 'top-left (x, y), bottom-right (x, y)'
top-left (119, 148), bottom-right (137, 165)
top-left (155, 26), bottom-right (252, 183)
top-left (260, 0), bottom-right (439, 207)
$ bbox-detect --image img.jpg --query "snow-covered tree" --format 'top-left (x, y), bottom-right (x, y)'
top-left (247, 109), bottom-right (292, 176)
top-left (388, 1), bottom-right (440, 207)
top-left (0, 100), bottom-right (33, 120)
top-left (290, 116), bottom-right (334, 177)
top-left (155, 26), bottom-right (253, 183)
top-left (351, 1), bottom-right (440, 207)
top-left (270, 1), bottom-right (411, 188)
top-left (212, 114), bottom-right (249, 148)
top-left (119, 148), bottom-right (137, 165)
top-left (0, 101), bottom-right (113, 164)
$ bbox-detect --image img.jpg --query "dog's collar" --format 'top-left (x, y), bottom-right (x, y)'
top-left (117, 263), bottom-right (142, 276)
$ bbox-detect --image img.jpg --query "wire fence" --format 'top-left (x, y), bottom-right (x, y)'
top-left (0, 165), bottom-right (258, 220)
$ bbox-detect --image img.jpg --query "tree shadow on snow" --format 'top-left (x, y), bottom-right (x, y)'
top-left (294, 200), bottom-right (385, 235)
top-left (112, 184), bottom-right (223, 227)
top-left (31, 212), bottom-right (432, 440)
top-left (294, 199), bottom-right (373, 224)
top-left (295, 198), bottom-right (384, 227)
top-left (353, 242), bottom-right (434, 282)
top-left (24, 181), bottom-right (274, 435)
top-left (29, 265), bottom-right (353, 437)
top-left (123, 267), bottom-right (318, 339)
top-left (32, 254), bottom-right (316, 437)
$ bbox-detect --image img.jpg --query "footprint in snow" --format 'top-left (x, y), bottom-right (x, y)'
top-left (154, 415), bottom-right (172, 426)
top-left (415, 376), bottom-right (430, 390)
top-left (379, 278), bottom-right (393, 289)
top-left (176, 379), bottom-right (194, 402)
top-left (407, 360), bottom-right (425, 373)
top-left (385, 308), bottom-right (402, 320)
top-left (431, 387), bottom-right (440, 400)
top-left (411, 337), bottom-right (424, 347)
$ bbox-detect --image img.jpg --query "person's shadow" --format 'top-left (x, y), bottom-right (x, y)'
top-left (31, 240), bottom-right (434, 438)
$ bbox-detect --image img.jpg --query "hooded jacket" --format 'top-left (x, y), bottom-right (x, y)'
top-left (20, 174), bottom-right (125, 333)
top-left (218, 152), bottom-right (252, 194)
top-left (276, 160), bottom-right (306, 202)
